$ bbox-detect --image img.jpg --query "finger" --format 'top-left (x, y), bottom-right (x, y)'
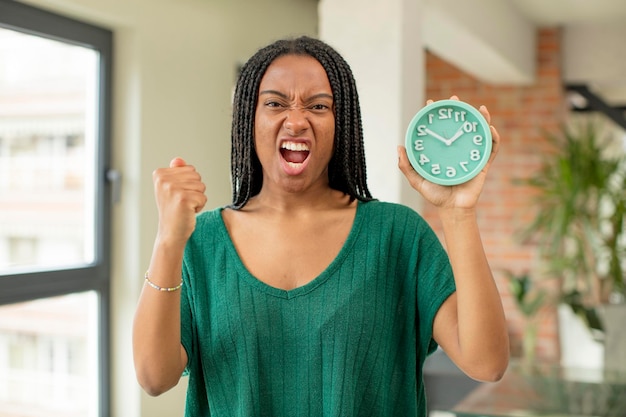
top-left (170, 157), bottom-right (187, 168)
top-left (153, 166), bottom-right (203, 185)
top-left (449, 95), bottom-right (459, 101)
top-left (168, 178), bottom-right (206, 193)
top-left (174, 189), bottom-right (207, 212)
top-left (194, 193), bottom-right (208, 213)
top-left (489, 125), bottom-right (501, 158)
top-left (476, 105), bottom-right (499, 161)
top-left (478, 104), bottom-right (491, 125)
top-left (397, 146), bottom-right (425, 189)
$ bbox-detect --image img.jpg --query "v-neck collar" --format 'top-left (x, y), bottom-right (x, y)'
top-left (216, 200), bottom-right (366, 299)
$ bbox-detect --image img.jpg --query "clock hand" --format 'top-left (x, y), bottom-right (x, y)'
top-left (424, 128), bottom-right (451, 145)
top-left (447, 127), bottom-right (465, 145)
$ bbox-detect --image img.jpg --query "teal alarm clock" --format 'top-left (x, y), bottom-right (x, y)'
top-left (405, 99), bottom-right (492, 186)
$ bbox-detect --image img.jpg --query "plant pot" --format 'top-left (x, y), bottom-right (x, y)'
top-left (558, 304), bottom-right (604, 373)
top-left (600, 303), bottom-right (626, 373)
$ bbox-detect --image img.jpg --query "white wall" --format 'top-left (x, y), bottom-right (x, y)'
top-left (563, 22), bottom-right (626, 105)
top-left (423, 0), bottom-right (535, 85)
top-left (17, 0), bottom-right (318, 416)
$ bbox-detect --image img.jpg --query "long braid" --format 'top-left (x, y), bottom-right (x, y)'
top-left (230, 36), bottom-right (374, 209)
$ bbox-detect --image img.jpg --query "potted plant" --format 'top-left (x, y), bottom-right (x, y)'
top-left (517, 117), bottom-right (626, 369)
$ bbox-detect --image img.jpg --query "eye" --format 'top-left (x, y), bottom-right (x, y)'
top-left (265, 100), bottom-right (284, 108)
top-left (308, 102), bottom-right (334, 113)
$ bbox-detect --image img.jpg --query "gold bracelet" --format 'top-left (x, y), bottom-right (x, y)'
top-left (144, 270), bottom-right (184, 292)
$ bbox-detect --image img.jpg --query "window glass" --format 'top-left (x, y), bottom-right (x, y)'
top-left (0, 27), bottom-right (99, 274)
top-left (0, 5), bottom-right (110, 413)
top-left (0, 292), bottom-right (99, 417)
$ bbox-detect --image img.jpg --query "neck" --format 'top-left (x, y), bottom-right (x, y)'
top-left (247, 185), bottom-right (352, 214)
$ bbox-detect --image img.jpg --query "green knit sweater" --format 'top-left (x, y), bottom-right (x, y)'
top-left (180, 200), bottom-right (455, 416)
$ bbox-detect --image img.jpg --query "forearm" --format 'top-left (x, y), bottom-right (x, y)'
top-left (132, 238), bottom-right (187, 395)
top-left (439, 207), bottom-right (509, 379)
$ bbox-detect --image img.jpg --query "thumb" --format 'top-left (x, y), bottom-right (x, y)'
top-left (169, 157), bottom-right (187, 168)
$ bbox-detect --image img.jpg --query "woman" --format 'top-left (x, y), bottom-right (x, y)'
top-left (133, 36), bottom-right (509, 417)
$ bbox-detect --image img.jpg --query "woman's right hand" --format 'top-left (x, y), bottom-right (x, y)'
top-left (152, 157), bottom-right (207, 245)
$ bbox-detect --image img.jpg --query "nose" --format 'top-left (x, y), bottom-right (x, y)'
top-left (283, 108), bottom-right (309, 135)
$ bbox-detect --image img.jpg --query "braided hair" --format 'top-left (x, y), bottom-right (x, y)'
top-left (230, 36), bottom-right (374, 209)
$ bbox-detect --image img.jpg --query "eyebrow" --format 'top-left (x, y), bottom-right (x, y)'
top-left (259, 90), bottom-right (334, 101)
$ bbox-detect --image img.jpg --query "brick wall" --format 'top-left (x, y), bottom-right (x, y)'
top-left (423, 28), bottom-right (567, 360)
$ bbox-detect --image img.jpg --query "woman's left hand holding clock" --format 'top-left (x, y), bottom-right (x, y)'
top-left (397, 95), bottom-right (501, 211)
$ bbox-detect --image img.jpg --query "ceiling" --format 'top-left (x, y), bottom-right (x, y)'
top-left (508, 0), bottom-right (626, 25)
top-left (507, 0), bottom-right (626, 120)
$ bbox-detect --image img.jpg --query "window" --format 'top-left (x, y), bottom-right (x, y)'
top-left (0, 1), bottom-right (112, 416)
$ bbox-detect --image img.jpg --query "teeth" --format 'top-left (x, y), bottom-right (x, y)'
top-left (281, 141), bottom-right (310, 151)
top-left (286, 161), bottom-right (302, 168)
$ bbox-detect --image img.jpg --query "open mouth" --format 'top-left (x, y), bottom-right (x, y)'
top-left (280, 141), bottom-right (310, 166)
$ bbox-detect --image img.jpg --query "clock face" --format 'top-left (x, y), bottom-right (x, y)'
top-left (405, 99), bottom-right (492, 186)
